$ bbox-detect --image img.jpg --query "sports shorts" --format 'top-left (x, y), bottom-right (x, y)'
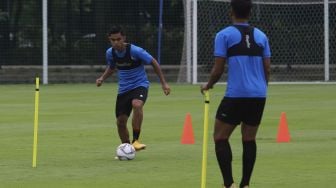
top-left (115, 86), bottom-right (148, 117)
top-left (215, 97), bottom-right (266, 126)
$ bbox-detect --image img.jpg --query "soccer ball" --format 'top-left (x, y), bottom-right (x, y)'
top-left (116, 143), bottom-right (136, 161)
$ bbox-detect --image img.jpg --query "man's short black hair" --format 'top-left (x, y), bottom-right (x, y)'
top-left (108, 25), bottom-right (125, 36)
top-left (231, 0), bottom-right (252, 19)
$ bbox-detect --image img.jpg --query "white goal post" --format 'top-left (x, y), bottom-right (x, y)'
top-left (181, 0), bottom-right (336, 84)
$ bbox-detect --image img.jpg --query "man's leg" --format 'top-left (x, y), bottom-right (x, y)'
top-left (214, 119), bottom-right (237, 188)
top-left (132, 99), bottom-right (144, 141)
top-left (240, 123), bottom-right (259, 188)
top-left (116, 114), bottom-right (130, 143)
top-left (131, 99), bottom-right (146, 150)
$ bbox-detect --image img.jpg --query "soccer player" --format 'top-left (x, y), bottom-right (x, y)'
top-left (200, 0), bottom-right (271, 187)
top-left (96, 26), bottom-right (170, 151)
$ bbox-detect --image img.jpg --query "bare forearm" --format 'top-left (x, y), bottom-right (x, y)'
top-left (207, 69), bottom-right (223, 88)
top-left (96, 67), bottom-right (115, 87)
top-left (151, 60), bottom-right (167, 84)
top-left (200, 57), bottom-right (225, 94)
top-left (100, 67), bottom-right (114, 81)
top-left (264, 69), bottom-right (270, 85)
top-left (206, 57), bottom-right (225, 89)
top-left (263, 58), bottom-right (271, 85)
top-left (150, 59), bottom-right (170, 95)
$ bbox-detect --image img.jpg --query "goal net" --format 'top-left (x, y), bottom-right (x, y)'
top-left (180, 0), bottom-right (336, 83)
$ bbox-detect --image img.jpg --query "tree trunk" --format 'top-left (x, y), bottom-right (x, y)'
top-left (0, 0), bottom-right (10, 65)
top-left (66, 0), bottom-right (73, 64)
top-left (93, 1), bottom-right (107, 64)
top-left (11, 0), bottom-right (23, 48)
top-left (178, 0), bottom-right (187, 83)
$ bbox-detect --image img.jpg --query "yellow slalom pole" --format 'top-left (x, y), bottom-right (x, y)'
top-left (32, 77), bottom-right (40, 168)
top-left (201, 90), bottom-right (210, 188)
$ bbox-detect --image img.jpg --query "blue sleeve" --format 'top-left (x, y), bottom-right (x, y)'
top-left (106, 48), bottom-right (115, 68)
top-left (263, 36), bottom-right (271, 58)
top-left (254, 28), bottom-right (271, 58)
top-left (131, 45), bottom-right (153, 64)
top-left (214, 32), bottom-right (227, 57)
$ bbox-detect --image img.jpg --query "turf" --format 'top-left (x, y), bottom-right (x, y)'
top-left (0, 83), bottom-right (335, 188)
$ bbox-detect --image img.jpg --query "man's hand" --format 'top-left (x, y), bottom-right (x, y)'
top-left (200, 84), bottom-right (212, 94)
top-left (96, 78), bottom-right (104, 87)
top-left (162, 83), bottom-right (171, 95)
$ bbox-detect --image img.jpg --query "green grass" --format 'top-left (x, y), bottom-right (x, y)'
top-left (0, 83), bottom-right (336, 188)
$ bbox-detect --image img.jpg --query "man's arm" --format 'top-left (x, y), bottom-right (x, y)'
top-left (150, 59), bottom-right (170, 95)
top-left (201, 57), bottom-right (225, 93)
top-left (263, 57), bottom-right (271, 85)
top-left (96, 66), bottom-right (116, 87)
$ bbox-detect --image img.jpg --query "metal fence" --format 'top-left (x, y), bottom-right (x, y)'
top-left (0, 0), bottom-right (335, 83)
top-left (0, 0), bottom-right (184, 67)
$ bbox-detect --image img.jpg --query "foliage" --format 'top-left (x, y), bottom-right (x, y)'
top-left (0, 0), bottom-right (184, 65)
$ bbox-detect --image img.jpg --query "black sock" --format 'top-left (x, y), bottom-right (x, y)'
top-left (240, 140), bottom-right (257, 188)
top-left (123, 140), bottom-right (130, 144)
top-left (132, 130), bottom-right (140, 143)
top-left (215, 139), bottom-right (234, 187)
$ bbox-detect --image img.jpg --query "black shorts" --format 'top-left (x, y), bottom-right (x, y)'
top-left (115, 86), bottom-right (148, 117)
top-left (215, 97), bottom-right (266, 126)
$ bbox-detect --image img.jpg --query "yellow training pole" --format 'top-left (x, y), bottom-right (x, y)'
top-left (201, 90), bottom-right (210, 188)
top-left (32, 77), bottom-right (40, 168)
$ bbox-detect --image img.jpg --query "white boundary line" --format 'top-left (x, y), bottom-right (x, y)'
top-left (207, 0), bottom-right (336, 5)
top-left (197, 82), bottom-right (336, 85)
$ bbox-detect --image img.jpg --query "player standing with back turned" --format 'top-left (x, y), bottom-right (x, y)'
top-left (201, 0), bottom-right (271, 187)
top-left (96, 26), bottom-right (170, 151)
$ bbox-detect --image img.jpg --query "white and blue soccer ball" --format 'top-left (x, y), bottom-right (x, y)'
top-left (116, 143), bottom-right (136, 161)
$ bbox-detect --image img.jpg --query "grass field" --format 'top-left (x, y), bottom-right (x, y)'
top-left (1, 83), bottom-right (336, 188)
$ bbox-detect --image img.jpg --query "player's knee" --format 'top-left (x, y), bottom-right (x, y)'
top-left (242, 135), bottom-right (256, 142)
top-left (242, 138), bottom-right (256, 142)
top-left (132, 100), bottom-right (143, 110)
top-left (117, 117), bottom-right (127, 126)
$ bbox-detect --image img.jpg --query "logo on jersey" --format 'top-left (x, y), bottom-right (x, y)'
top-left (116, 62), bottom-right (132, 67)
top-left (221, 113), bottom-right (227, 117)
top-left (245, 35), bottom-right (251, 48)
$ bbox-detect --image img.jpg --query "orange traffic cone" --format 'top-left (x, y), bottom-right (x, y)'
top-left (277, 112), bottom-right (290, 143)
top-left (181, 113), bottom-right (195, 144)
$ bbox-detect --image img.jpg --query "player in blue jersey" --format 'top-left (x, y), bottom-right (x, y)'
top-left (201, 0), bottom-right (271, 187)
top-left (96, 26), bottom-right (170, 151)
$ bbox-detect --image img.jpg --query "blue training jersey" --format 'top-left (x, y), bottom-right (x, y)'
top-left (106, 44), bottom-right (153, 94)
top-left (214, 23), bottom-right (271, 98)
